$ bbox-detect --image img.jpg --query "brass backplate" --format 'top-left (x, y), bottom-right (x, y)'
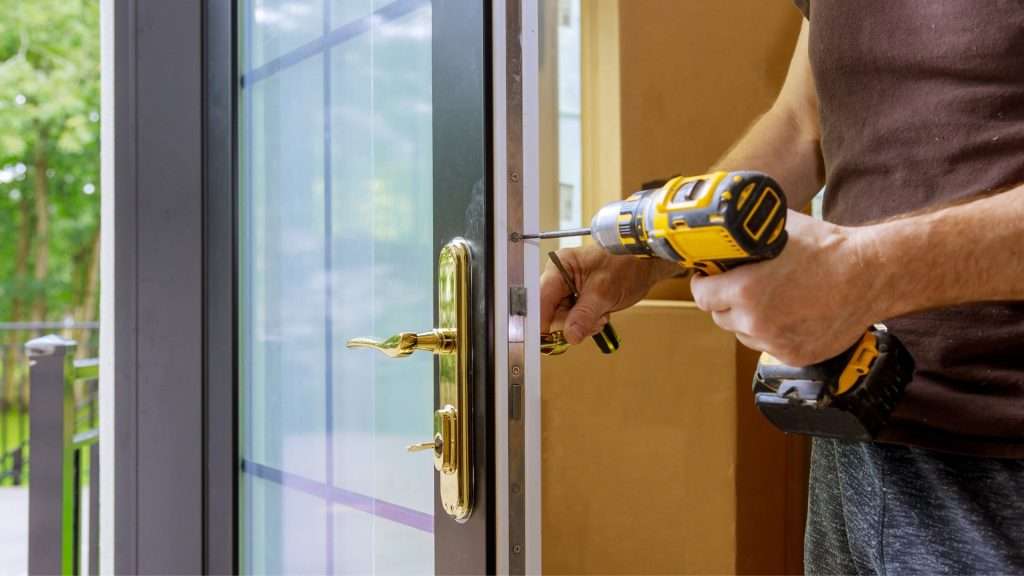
top-left (437, 238), bottom-right (472, 521)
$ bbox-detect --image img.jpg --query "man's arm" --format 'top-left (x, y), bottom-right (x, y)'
top-left (689, 19), bottom-right (1024, 366)
top-left (541, 20), bottom-right (825, 343)
top-left (865, 185), bottom-right (1024, 317)
top-left (690, 185), bottom-right (1024, 367)
top-left (713, 21), bottom-right (824, 208)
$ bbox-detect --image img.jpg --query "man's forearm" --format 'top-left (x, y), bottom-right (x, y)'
top-left (710, 22), bottom-right (825, 208)
top-left (712, 106), bottom-right (825, 209)
top-left (858, 184), bottom-right (1024, 320)
top-left (688, 183), bottom-right (1024, 365)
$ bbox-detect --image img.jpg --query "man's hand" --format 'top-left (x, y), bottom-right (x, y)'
top-left (690, 211), bottom-right (877, 366)
top-left (540, 244), bottom-right (678, 344)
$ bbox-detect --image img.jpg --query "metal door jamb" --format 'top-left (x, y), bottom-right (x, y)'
top-left (504, 0), bottom-right (526, 572)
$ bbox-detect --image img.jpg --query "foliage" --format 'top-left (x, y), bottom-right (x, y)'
top-left (0, 0), bottom-right (101, 323)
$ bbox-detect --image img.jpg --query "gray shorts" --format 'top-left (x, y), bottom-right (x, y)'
top-left (805, 438), bottom-right (1024, 575)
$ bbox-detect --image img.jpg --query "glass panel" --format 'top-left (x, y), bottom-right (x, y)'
top-left (252, 0), bottom-right (324, 67)
top-left (244, 474), bottom-right (329, 574)
top-left (245, 54), bottom-right (327, 483)
top-left (331, 0), bottom-right (372, 27)
top-left (240, 1), bottom-right (435, 573)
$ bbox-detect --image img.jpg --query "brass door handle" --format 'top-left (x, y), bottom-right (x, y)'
top-left (354, 329), bottom-right (567, 357)
top-left (346, 329), bottom-right (456, 358)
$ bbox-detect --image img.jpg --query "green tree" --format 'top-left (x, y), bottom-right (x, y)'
top-left (0, 0), bottom-right (100, 406)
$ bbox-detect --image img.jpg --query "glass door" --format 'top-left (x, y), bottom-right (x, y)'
top-left (237, 0), bottom-right (493, 573)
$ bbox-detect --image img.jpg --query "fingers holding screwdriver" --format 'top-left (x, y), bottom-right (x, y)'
top-left (540, 261), bottom-right (575, 332)
top-left (546, 251), bottom-right (620, 352)
top-left (540, 243), bottom-right (677, 349)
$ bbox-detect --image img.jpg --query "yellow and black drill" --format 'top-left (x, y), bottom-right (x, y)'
top-left (520, 170), bottom-right (914, 441)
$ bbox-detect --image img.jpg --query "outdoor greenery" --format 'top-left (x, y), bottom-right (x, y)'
top-left (0, 0), bottom-right (100, 410)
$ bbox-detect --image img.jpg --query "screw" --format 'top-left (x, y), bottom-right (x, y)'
top-left (511, 171), bottom-right (520, 183)
top-left (511, 482), bottom-right (521, 494)
top-left (513, 544), bottom-right (522, 555)
top-left (511, 365), bottom-right (521, 377)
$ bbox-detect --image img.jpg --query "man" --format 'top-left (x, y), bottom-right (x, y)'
top-left (540, 2), bottom-right (1024, 573)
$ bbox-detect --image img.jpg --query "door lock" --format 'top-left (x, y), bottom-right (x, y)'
top-left (345, 238), bottom-right (474, 522)
top-left (407, 437), bottom-right (441, 454)
top-left (405, 405), bottom-right (457, 474)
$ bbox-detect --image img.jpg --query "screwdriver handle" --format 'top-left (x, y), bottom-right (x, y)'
top-left (591, 322), bottom-right (620, 354)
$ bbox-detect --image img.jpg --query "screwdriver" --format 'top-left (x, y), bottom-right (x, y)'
top-left (513, 227), bottom-right (592, 241)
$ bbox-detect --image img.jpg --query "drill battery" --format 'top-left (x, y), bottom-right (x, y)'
top-left (752, 325), bottom-right (915, 441)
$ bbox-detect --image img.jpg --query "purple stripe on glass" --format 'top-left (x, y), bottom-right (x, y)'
top-left (242, 460), bottom-right (434, 534)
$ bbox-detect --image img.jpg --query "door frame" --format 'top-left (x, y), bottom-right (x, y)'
top-left (492, 0), bottom-right (542, 572)
top-left (203, 0), bottom-right (238, 573)
top-left (111, 0), bottom-right (542, 573)
top-left (111, 0), bottom-right (235, 573)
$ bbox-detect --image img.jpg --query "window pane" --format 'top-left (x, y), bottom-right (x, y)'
top-left (245, 55), bottom-right (327, 482)
top-left (241, 2), bottom-right (436, 573)
top-left (332, 0), bottom-right (372, 28)
top-left (244, 473), bottom-right (329, 574)
top-left (252, 0), bottom-right (324, 67)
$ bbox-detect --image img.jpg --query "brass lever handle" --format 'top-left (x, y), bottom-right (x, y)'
top-left (346, 329), bottom-right (456, 358)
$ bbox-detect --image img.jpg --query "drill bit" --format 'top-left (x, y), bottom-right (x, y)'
top-left (513, 227), bottom-right (592, 241)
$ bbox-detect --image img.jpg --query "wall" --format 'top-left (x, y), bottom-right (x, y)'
top-left (617, 0), bottom-right (801, 191)
top-left (543, 302), bottom-right (740, 574)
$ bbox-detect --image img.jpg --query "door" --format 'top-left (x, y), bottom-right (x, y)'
top-left (236, 0), bottom-right (495, 573)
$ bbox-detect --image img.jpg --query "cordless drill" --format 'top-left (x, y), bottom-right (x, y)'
top-left (520, 170), bottom-right (914, 441)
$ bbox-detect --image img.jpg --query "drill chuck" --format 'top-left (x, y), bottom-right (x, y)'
top-left (591, 199), bottom-right (652, 256)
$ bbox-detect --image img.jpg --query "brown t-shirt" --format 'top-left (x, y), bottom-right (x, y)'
top-left (794, 0), bottom-right (1024, 457)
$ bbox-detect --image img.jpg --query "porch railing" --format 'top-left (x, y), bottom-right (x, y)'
top-left (26, 335), bottom-right (99, 576)
top-left (1, 322), bottom-right (98, 487)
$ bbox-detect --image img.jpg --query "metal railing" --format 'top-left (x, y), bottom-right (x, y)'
top-left (26, 335), bottom-right (99, 576)
top-left (1, 322), bottom-right (98, 487)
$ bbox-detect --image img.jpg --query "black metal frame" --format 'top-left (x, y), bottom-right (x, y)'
top-left (115, 0), bottom-right (495, 572)
top-left (432, 0), bottom-right (496, 572)
top-left (114, 0), bottom-right (236, 572)
top-left (203, 0), bottom-right (239, 573)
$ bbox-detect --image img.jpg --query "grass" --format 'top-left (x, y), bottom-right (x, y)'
top-left (1, 406), bottom-right (29, 455)
top-left (1, 406), bottom-right (29, 485)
